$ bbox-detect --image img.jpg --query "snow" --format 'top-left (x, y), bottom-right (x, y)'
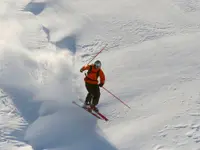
top-left (1, 0), bottom-right (200, 150)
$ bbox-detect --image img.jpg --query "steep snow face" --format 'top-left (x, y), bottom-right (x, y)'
top-left (1, 0), bottom-right (200, 150)
top-left (0, 0), bottom-right (116, 149)
top-left (0, 89), bottom-right (29, 150)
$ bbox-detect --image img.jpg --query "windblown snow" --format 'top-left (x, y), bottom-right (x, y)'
top-left (1, 0), bottom-right (200, 150)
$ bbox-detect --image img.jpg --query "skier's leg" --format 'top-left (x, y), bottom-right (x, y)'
top-left (85, 93), bottom-right (92, 105)
top-left (85, 83), bottom-right (93, 105)
top-left (91, 85), bottom-right (100, 107)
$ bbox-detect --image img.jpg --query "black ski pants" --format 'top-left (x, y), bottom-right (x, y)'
top-left (85, 82), bottom-right (100, 106)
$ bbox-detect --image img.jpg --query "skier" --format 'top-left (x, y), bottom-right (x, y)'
top-left (80, 60), bottom-right (105, 112)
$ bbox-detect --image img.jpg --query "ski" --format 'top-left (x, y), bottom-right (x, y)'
top-left (72, 101), bottom-right (101, 120)
top-left (77, 98), bottom-right (109, 121)
top-left (95, 111), bottom-right (109, 121)
top-left (72, 101), bottom-right (109, 121)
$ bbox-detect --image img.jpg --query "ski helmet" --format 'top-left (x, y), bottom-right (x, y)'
top-left (94, 60), bottom-right (101, 69)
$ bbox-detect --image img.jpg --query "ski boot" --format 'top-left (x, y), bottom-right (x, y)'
top-left (90, 105), bottom-right (99, 112)
top-left (83, 101), bottom-right (90, 109)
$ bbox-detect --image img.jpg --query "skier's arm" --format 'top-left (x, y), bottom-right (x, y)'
top-left (99, 70), bottom-right (105, 87)
top-left (80, 65), bottom-right (90, 72)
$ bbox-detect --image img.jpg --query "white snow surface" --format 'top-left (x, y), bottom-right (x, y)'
top-left (1, 0), bottom-right (200, 150)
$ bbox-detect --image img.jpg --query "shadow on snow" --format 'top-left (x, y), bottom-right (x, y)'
top-left (24, 2), bottom-right (46, 15)
top-left (54, 35), bottom-right (77, 54)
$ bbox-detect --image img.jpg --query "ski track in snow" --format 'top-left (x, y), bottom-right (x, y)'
top-left (1, 0), bottom-right (200, 150)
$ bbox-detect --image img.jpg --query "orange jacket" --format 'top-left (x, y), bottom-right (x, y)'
top-left (81, 64), bottom-right (105, 85)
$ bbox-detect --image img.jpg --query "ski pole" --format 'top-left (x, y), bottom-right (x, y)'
top-left (87, 44), bottom-right (108, 65)
top-left (102, 87), bottom-right (131, 109)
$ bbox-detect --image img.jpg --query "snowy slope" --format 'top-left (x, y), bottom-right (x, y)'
top-left (1, 0), bottom-right (200, 150)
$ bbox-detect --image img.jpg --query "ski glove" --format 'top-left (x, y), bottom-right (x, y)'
top-left (80, 69), bottom-right (83, 73)
top-left (99, 83), bottom-right (104, 87)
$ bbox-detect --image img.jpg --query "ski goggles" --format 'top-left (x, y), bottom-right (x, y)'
top-left (95, 63), bottom-right (101, 68)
